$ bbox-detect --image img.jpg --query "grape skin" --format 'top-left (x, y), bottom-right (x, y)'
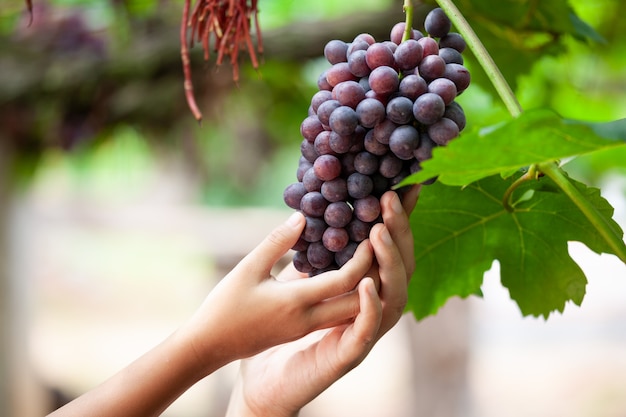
top-left (286, 12), bottom-right (470, 275)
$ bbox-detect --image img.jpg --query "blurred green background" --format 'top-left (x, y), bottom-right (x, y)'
top-left (2, 0), bottom-right (625, 204)
top-left (1, 1), bottom-right (625, 416)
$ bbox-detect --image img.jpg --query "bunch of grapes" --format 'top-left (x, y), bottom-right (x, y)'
top-left (283, 8), bottom-right (470, 275)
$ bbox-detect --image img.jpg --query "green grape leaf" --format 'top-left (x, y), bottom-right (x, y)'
top-left (404, 109), bottom-right (626, 186)
top-left (454, 0), bottom-right (603, 92)
top-left (407, 173), bottom-right (624, 320)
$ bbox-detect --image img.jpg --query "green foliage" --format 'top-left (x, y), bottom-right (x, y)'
top-left (408, 172), bottom-right (622, 319)
top-left (402, 0), bottom-right (626, 320)
top-left (406, 109), bottom-right (626, 186)
top-left (451, 0), bottom-right (603, 93)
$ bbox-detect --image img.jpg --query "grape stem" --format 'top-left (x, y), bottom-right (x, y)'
top-left (435, 0), bottom-right (626, 263)
top-left (402, 0), bottom-right (414, 43)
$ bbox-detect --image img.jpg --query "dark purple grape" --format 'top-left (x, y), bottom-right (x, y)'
top-left (346, 39), bottom-right (370, 58)
top-left (303, 216), bottom-right (326, 242)
top-left (347, 49), bottom-right (371, 78)
top-left (354, 33), bottom-right (376, 45)
top-left (324, 201), bottom-right (353, 228)
top-left (329, 106), bottom-right (359, 136)
top-left (335, 242), bottom-right (359, 267)
top-left (350, 126), bottom-right (367, 152)
top-left (386, 96), bottom-right (415, 124)
top-left (300, 191), bottom-right (329, 217)
top-left (394, 39), bottom-right (423, 71)
top-left (292, 237), bottom-right (310, 252)
top-left (359, 76), bottom-right (371, 92)
top-left (389, 22), bottom-right (408, 45)
top-left (347, 218), bottom-right (371, 242)
top-left (382, 40), bottom-right (398, 53)
top-left (313, 154), bottom-right (342, 181)
top-left (419, 54), bottom-right (446, 81)
top-left (341, 152), bottom-right (357, 176)
top-left (313, 130), bottom-right (336, 156)
top-left (300, 115), bottom-right (324, 142)
top-left (307, 241), bottom-right (334, 269)
top-left (317, 99), bottom-right (341, 127)
top-left (417, 37), bottom-right (439, 57)
top-left (399, 74), bottom-right (428, 100)
top-left (371, 172), bottom-right (390, 197)
top-left (326, 62), bottom-right (358, 87)
top-left (428, 117), bottom-right (459, 146)
top-left (301, 139), bottom-right (319, 163)
top-left (425, 7), bottom-right (451, 38)
top-left (293, 250), bottom-right (314, 273)
top-left (389, 125), bottom-right (420, 160)
top-left (321, 177), bottom-right (349, 202)
top-left (324, 39), bottom-right (349, 64)
top-left (283, 182), bottom-right (307, 209)
top-left (365, 42), bottom-right (395, 70)
top-left (354, 151), bottom-right (379, 175)
top-left (389, 22), bottom-right (423, 44)
top-left (379, 153), bottom-right (404, 178)
top-left (368, 66), bottom-right (400, 96)
top-left (347, 172), bottom-right (374, 199)
top-left (310, 90), bottom-right (333, 113)
top-left (322, 227), bottom-right (349, 252)
top-left (318, 70), bottom-right (332, 91)
top-left (364, 129), bottom-right (389, 156)
top-left (372, 118), bottom-right (398, 145)
top-left (302, 167), bottom-right (323, 192)
top-left (428, 78), bottom-right (457, 105)
top-left (297, 157), bottom-right (313, 181)
top-left (329, 131), bottom-right (354, 154)
top-left (439, 47), bottom-right (464, 65)
top-left (354, 195), bottom-right (381, 223)
top-left (356, 97), bottom-right (386, 128)
top-left (439, 32), bottom-right (466, 53)
top-left (414, 132), bottom-right (436, 161)
top-left (413, 92), bottom-right (446, 125)
top-left (444, 101), bottom-right (466, 131)
top-left (444, 63), bottom-right (470, 93)
top-left (333, 80), bottom-right (366, 109)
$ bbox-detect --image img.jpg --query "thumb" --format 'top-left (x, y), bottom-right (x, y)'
top-left (238, 211), bottom-right (305, 279)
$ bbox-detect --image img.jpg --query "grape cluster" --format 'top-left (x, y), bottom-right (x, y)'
top-left (283, 8), bottom-right (470, 275)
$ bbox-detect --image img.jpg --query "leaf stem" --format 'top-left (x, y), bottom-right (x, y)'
top-left (434, 0), bottom-right (522, 118)
top-left (402, 0), bottom-right (414, 42)
top-left (502, 165), bottom-right (539, 212)
top-left (539, 161), bottom-right (626, 263)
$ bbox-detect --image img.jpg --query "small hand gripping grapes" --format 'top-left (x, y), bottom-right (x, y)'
top-left (283, 7), bottom-right (471, 275)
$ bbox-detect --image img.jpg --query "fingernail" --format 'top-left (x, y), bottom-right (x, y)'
top-left (391, 192), bottom-right (403, 214)
top-left (380, 226), bottom-right (393, 246)
top-left (286, 211), bottom-right (302, 227)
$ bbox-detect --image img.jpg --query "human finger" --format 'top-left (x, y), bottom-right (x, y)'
top-left (336, 277), bottom-right (382, 367)
top-left (292, 239), bottom-right (373, 305)
top-left (401, 184), bottom-right (422, 213)
top-left (380, 191), bottom-right (415, 280)
top-left (237, 212), bottom-right (305, 280)
top-left (369, 223), bottom-right (408, 334)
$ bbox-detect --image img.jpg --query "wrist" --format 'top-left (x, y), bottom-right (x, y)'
top-left (226, 373), bottom-right (300, 417)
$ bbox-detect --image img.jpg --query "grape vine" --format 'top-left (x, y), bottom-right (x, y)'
top-left (433, 0), bottom-right (626, 264)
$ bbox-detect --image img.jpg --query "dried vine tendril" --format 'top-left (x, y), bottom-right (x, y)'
top-left (181, 0), bottom-right (263, 122)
